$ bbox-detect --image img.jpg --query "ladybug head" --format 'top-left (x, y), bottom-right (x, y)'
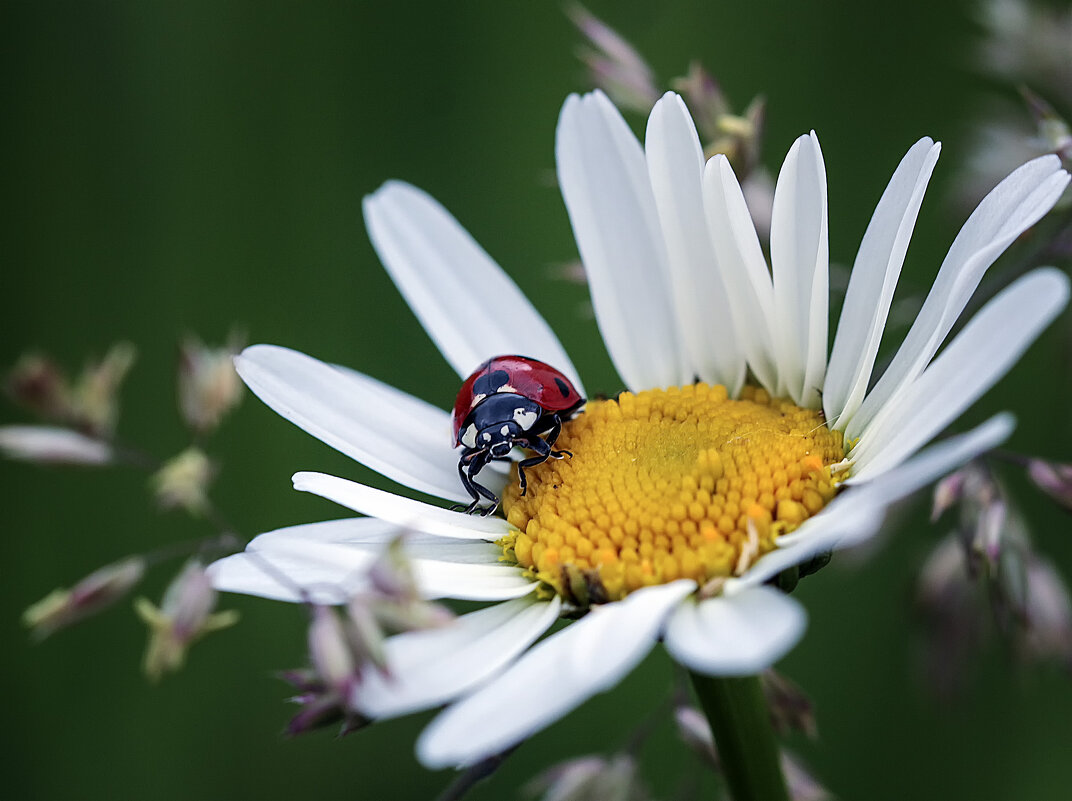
top-left (458, 394), bottom-right (542, 456)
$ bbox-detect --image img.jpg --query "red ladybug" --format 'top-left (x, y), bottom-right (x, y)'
top-left (452, 355), bottom-right (585, 515)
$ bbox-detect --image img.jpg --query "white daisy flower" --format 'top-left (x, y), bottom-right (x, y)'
top-left (208, 90), bottom-right (1070, 769)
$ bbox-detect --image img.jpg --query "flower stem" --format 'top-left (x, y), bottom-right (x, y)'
top-left (690, 673), bottom-right (789, 801)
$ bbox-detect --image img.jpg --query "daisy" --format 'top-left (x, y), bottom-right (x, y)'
top-left (209, 90), bottom-right (1070, 770)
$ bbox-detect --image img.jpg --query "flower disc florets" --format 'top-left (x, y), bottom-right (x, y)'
top-left (501, 384), bottom-right (845, 604)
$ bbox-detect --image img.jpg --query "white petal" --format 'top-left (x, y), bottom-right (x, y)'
top-left (247, 517), bottom-right (408, 549)
top-left (645, 92), bottom-right (745, 393)
top-left (416, 580), bottom-right (696, 768)
top-left (730, 412), bottom-right (1016, 592)
top-left (769, 132), bottom-right (828, 407)
top-left (353, 596), bottom-right (561, 719)
top-left (208, 539), bottom-right (379, 604)
top-left (851, 268), bottom-right (1068, 479)
top-left (0, 425), bottom-right (113, 465)
top-left (664, 585), bottom-right (806, 675)
top-left (849, 155), bottom-right (1070, 441)
top-left (404, 536), bottom-right (512, 565)
top-left (824, 138), bottom-right (941, 429)
top-left (556, 90), bottom-right (683, 391)
top-left (235, 345), bottom-right (471, 502)
top-left (362, 181), bottom-right (583, 393)
top-left (328, 362), bottom-right (467, 439)
top-left (408, 559), bottom-right (538, 601)
top-left (292, 471), bottom-right (510, 540)
top-left (333, 360), bottom-right (511, 481)
top-left (702, 155), bottom-right (779, 393)
top-left (249, 517), bottom-right (507, 564)
top-left (844, 412), bottom-right (1015, 500)
top-left (210, 527), bottom-right (535, 603)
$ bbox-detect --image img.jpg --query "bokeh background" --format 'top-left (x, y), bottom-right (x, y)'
top-left (4, 1), bottom-right (1071, 799)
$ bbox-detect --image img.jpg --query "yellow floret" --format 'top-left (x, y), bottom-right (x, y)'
top-left (499, 384), bottom-right (845, 604)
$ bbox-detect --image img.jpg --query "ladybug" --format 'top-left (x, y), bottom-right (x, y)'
top-left (452, 355), bottom-right (585, 515)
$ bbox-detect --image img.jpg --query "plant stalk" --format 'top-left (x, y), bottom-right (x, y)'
top-left (691, 673), bottom-right (789, 801)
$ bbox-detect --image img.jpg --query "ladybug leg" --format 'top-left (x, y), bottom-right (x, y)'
top-left (468, 471), bottom-right (502, 516)
top-left (465, 452), bottom-right (502, 516)
top-left (453, 460), bottom-right (483, 514)
top-left (532, 414), bottom-right (572, 460)
top-left (451, 455), bottom-right (481, 514)
top-left (516, 435), bottom-right (554, 497)
top-left (453, 449), bottom-right (500, 515)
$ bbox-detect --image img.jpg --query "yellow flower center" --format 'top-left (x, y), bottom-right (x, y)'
top-left (500, 384), bottom-right (846, 604)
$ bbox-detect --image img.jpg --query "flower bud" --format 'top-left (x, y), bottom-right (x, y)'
top-left (978, 0), bottom-right (1072, 100)
top-left (1020, 87), bottom-right (1072, 165)
top-left (917, 535), bottom-right (969, 609)
top-left (371, 597), bottom-right (454, 634)
top-left (0, 425), bottom-right (113, 466)
top-left (548, 259), bottom-right (589, 286)
top-left (567, 4), bottom-right (659, 114)
top-left (4, 353), bottom-right (70, 420)
top-left (177, 333), bottom-right (244, 435)
top-left (671, 61), bottom-right (728, 144)
top-left (916, 533), bottom-right (986, 696)
top-left (994, 533), bottom-right (1030, 628)
top-left (277, 668), bottom-right (322, 694)
top-left (780, 750), bottom-right (833, 801)
top-left (367, 537), bottom-right (418, 601)
top-left (674, 705), bottom-right (718, 768)
top-left (1027, 458), bottom-right (1072, 511)
top-left (524, 753), bottom-right (646, 801)
top-left (674, 704), bottom-right (830, 801)
top-left (344, 599), bottom-right (388, 674)
top-left (947, 463), bottom-right (1010, 574)
top-left (72, 342), bottom-right (136, 437)
top-left (741, 169), bottom-right (775, 244)
top-left (278, 665), bottom-right (368, 738)
top-left (134, 560), bottom-right (239, 681)
top-left (974, 497), bottom-right (1008, 569)
top-left (4, 344), bottom-right (135, 437)
top-left (23, 556), bottom-right (145, 639)
top-left (285, 692), bottom-right (347, 737)
top-left (1021, 555), bottom-right (1072, 665)
top-left (761, 669), bottom-right (817, 738)
top-left (361, 536), bottom-right (454, 635)
top-left (931, 469), bottom-right (966, 521)
top-left (308, 605), bottom-right (360, 699)
top-left (669, 57), bottom-right (768, 178)
top-left (151, 447), bottom-right (216, 515)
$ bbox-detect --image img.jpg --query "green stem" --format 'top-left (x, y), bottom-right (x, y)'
top-left (690, 673), bottom-right (789, 801)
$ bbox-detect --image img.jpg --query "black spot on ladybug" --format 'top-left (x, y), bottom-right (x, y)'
top-left (555, 378), bottom-right (570, 398)
top-left (473, 369), bottom-right (510, 397)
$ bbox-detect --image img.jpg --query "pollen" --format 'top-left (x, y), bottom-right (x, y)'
top-left (499, 384), bottom-right (845, 604)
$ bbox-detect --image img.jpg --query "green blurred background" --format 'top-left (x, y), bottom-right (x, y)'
top-left (4, 1), bottom-right (1071, 799)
